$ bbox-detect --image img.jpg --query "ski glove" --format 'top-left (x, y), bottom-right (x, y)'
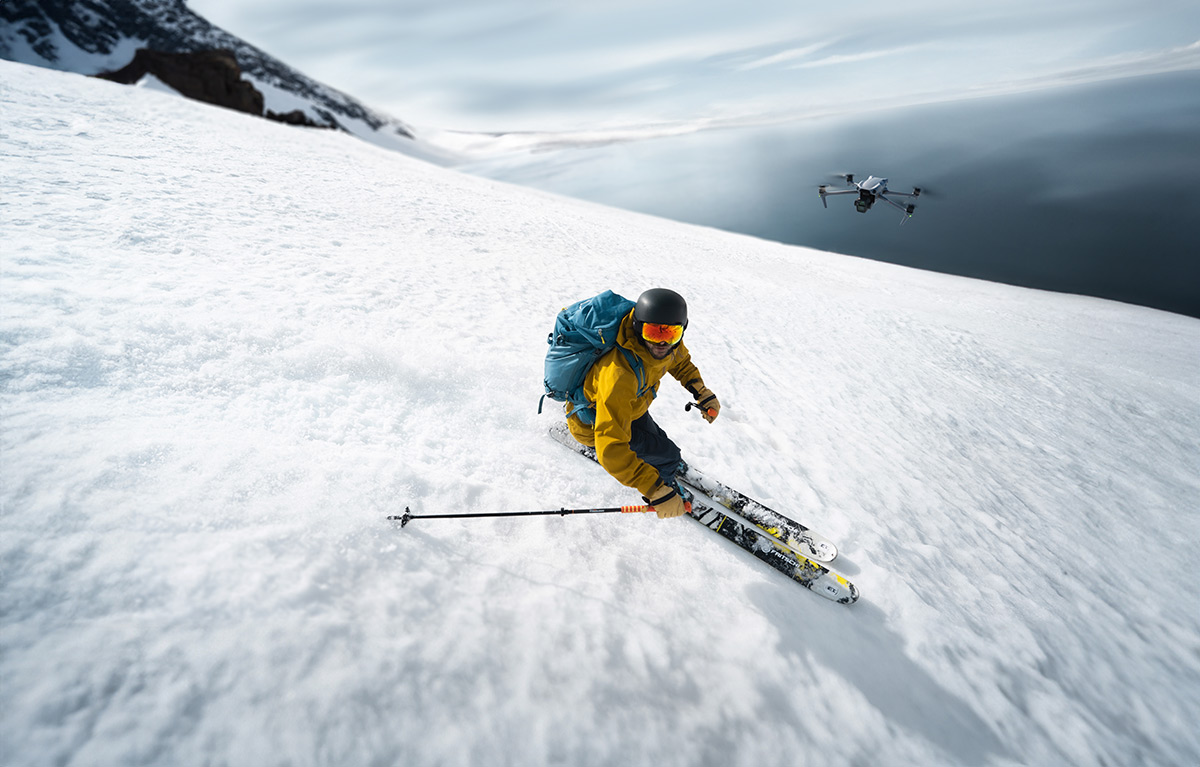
top-left (694, 387), bottom-right (721, 423)
top-left (645, 481), bottom-right (691, 519)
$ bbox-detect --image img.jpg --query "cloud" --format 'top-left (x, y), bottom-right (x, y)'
top-left (735, 42), bottom-right (831, 71)
top-left (791, 44), bottom-right (929, 69)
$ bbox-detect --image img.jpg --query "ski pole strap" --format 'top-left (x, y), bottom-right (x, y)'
top-left (643, 486), bottom-right (678, 506)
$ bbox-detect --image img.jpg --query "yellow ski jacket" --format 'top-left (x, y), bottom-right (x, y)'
top-left (567, 310), bottom-right (707, 496)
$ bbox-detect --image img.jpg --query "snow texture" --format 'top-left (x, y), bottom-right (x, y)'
top-left (2, 61), bottom-right (1199, 767)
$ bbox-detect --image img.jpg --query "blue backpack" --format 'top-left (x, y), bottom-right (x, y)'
top-left (539, 290), bottom-right (648, 426)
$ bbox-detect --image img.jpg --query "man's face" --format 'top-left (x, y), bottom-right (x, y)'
top-left (640, 321), bottom-right (683, 359)
top-left (646, 340), bottom-right (675, 359)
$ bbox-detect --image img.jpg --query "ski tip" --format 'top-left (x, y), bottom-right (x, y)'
top-left (839, 579), bottom-right (860, 605)
top-left (810, 540), bottom-right (839, 563)
top-left (812, 572), bottom-right (859, 604)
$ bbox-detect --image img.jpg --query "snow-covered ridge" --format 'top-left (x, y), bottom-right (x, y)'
top-left (3, 60), bottom-right (1199, 767)
top-left (0, 0), bottom-right (451, 161)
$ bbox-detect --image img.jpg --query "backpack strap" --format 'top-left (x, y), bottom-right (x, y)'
top-left (617, 347), bottom-right (650, 399)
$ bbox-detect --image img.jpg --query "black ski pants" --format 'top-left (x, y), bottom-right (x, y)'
top-left (628, 412), bottom-right (683, 487)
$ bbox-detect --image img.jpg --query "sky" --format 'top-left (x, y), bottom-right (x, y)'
top-left (5, 59), bottom-right (1200, 767)
top-left (184, 0), bottom-right (1200, 132)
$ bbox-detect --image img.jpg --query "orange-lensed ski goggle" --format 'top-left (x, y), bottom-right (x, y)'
top-left (641, 322), bottom-right (684, 345)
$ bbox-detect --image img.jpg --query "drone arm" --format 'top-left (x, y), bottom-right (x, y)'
top-left (818, 186), bottom-right (857, 209)
top-left (879, 193), bottom-right (916, 221)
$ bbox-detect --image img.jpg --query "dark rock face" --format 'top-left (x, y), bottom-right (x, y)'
top-left (95, 48), bottom-right (265, 117)
top-left (265, 109), bottom-right (327, 129)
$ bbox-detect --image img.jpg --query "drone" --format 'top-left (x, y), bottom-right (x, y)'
top-left (819, 174), bottom-right (922, 222)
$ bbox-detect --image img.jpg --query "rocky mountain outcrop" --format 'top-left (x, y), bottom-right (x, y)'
top-left (0, 0), bottom-right (413, 139)
top-left (95, 48), bottom-right (263, 115)
top-left (93, 47), bottom-right (329, 129)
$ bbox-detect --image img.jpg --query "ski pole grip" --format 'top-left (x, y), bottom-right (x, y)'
top-left (685, 402), bottom-right (717, 419)
top-left (385, 507), bottom-right (415, 527)
top-left (621, 504), bottom-right (653, 513)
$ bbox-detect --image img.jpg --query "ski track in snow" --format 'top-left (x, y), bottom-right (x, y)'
top-left (2, 61), bottom-right (1200, 767)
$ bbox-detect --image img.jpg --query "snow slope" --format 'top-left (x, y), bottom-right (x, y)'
top-left (2, 61), bottom-right (1199, 767)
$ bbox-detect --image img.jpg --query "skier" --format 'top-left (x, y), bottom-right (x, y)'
top-left (565, 288), bottom-right (721, 519)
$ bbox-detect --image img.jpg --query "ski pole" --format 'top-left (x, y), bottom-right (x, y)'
top-left (685, 401), bottom-right (718, 419)
top-left (390, 504), bottom-right (655, 527)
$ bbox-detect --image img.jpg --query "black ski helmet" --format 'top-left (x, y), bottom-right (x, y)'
top-left (634, 288), bottom-right (688, 334)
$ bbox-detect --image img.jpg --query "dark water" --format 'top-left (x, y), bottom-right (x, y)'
top-left (476, 70), bottom-right (1200, 319)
